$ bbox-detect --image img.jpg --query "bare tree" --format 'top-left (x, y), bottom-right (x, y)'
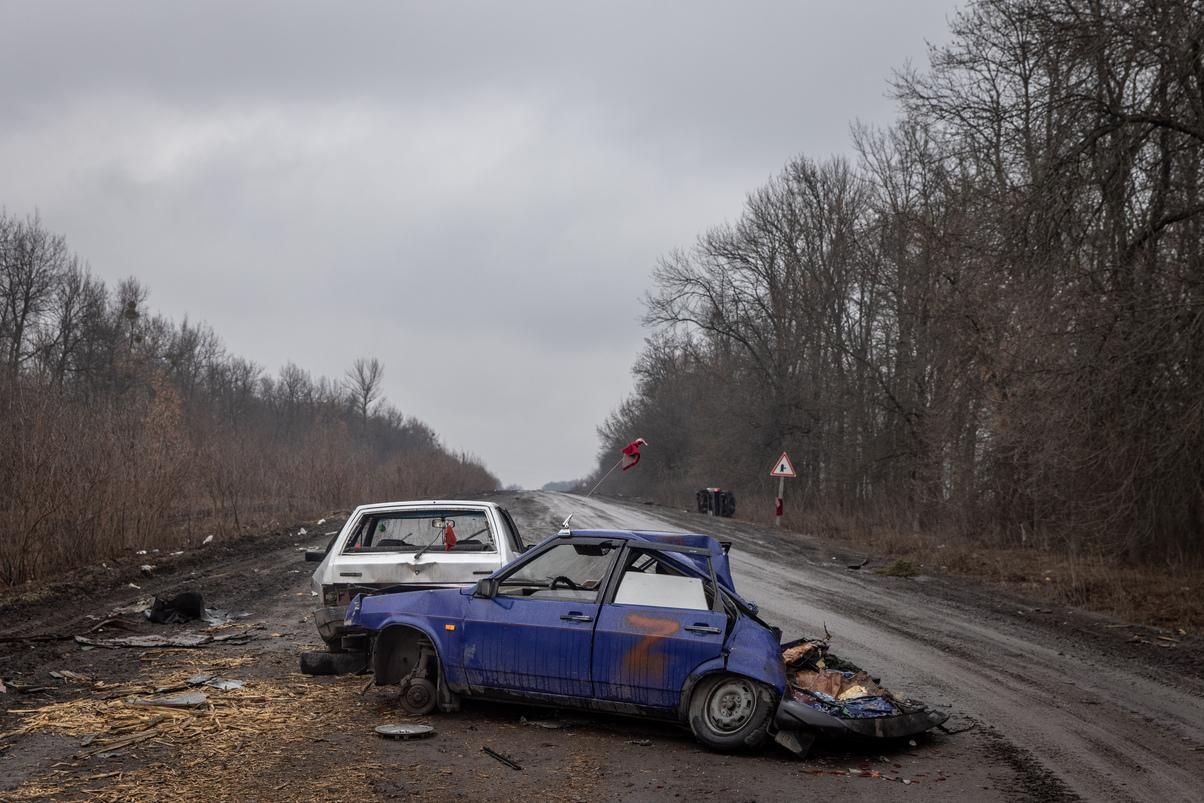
top-left (344, 357), bottom-right (385, 423)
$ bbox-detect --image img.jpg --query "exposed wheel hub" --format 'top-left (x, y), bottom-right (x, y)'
top-left (706, 679), bottom-right (755, 733)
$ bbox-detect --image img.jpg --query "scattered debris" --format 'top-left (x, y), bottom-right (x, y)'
top-left (847, 558), bottom-right (870, 570)
top-left (49, 670), bottom-right (91, 683)
top-left (75, 628), bottom-right (258, 649)
top-left (127, 582), bottom-right (142, 590)
top-left (139, 564), bottom-right (156, 575)
top-left (129, 691), bottom-right (209, 708)
top-left (0, 678), bottom-right (6, 694)
top-left (2, 682), bottom-right (55, 694)
top-left (298, 527), bottom-right (308, 536)
top-left (202, 535), bottom-right (214, 545)
top-left (202, 608), bottom-right (251, 626)
top-left (519, 715), bottom-right (584, 730)
top-left (482, 746), bottom-right (523, 770)
top-left (112, 598), bottom-right (152, 616)
top-left (202, 678), bottom-right (245, 691)
top-left (146, 592), bottom-right (204, 624)
top-left (317, 518), bottom-right (327, 526)
top-left (626, 738), bottom-right (652, 746)
top-left (88, 617), bottom-right (138, 634)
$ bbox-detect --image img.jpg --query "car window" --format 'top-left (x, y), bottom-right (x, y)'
top-left (497, 542), bottom-right (617, 602)
top-left (341, 510), bottom-right (496, 554)
top-left (612, 549), bottom-right (713, 611)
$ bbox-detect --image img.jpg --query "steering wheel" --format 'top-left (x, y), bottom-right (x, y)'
top-left (548, 575), bottom-right (580, 590)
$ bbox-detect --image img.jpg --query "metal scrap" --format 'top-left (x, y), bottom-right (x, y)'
top-left (482, 746), bottom-right (523, 770)
top-left (75, 628), bottom-right (257, 649)
top-left (129, 691), bottom-right (209, 708)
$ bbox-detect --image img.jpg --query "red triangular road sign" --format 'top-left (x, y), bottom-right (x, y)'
top-left (770, 452), bottom-right (797, 478)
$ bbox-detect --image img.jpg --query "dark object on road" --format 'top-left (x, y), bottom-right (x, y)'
top-left (482, 746), bottom-right (523, 770)
top-left (299, 650), bottom-right (369, 676)
top-left (696, 488), bottom-right (736, 517)
top-left (348, 528), bottom-right (948, 756)
top-left (146, 592), bottom-right (204, 624)
top-left (374, 723), bottom-right (434, 740)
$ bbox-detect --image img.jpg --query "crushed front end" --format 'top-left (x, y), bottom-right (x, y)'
top-left (773, 637), bottom-right (948, 753)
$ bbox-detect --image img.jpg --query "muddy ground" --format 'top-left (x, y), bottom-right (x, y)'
top-left (1, 491), bottom-right (1202, 802)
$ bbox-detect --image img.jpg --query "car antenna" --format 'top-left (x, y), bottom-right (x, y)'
top-left (558, 513), bottom-right (573, 534)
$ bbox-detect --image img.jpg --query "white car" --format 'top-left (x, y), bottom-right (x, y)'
top-left (307, 499), bottom-right (526, 651)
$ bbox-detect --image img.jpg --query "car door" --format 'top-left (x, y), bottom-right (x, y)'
top-left (461, 539), bottom-right (619, 697)
top-left (591, 546), bottom-right (729, 709)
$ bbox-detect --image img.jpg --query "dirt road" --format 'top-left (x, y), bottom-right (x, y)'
top-left (2, 491), bottom-right (1202, 801)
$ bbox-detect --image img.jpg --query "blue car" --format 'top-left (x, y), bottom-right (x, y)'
top-left (346, 529), bottom-right (947, 754)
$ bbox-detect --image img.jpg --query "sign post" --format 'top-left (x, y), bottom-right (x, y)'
top-left (769, 452), bottom-right (797, 527)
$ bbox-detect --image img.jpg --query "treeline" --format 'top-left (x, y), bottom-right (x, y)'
top-left (0, 212), bottom-right (497, 585)
top-left (597, 0), bottom-right (1204, 563)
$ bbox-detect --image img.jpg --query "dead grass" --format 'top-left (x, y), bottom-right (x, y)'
top-left (875, 559), bottom-right (918, 578)
top-left (2, 655), bottom-right (383, 802)
top-left (735, 498), bottom-right (1204, 632)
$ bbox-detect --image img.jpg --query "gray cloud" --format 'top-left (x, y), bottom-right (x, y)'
top-left (0, 1), bottom-right (959, 487)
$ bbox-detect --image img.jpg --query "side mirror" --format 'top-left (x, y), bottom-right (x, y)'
top-left (474, 578), bottom-right (498, 598)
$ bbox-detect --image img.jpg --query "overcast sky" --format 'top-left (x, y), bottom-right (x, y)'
top-left (1, 1), bottom-right (960, 489)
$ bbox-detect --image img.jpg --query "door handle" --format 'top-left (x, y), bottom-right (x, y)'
top-left (560, 612), bottom-right (593, 623)
top-left (685, 624), bottom-right (722, 634)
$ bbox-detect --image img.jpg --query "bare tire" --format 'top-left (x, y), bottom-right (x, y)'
top-left (299, 650), bottom-right (368, 676)
top-left (687, 674), bottom-right (775, 752)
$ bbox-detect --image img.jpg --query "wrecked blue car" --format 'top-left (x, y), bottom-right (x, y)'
top-left (346, 529), bottom-right (947, 754)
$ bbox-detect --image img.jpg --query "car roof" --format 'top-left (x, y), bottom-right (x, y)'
top-left (351, 500), bottom-right (502, 513)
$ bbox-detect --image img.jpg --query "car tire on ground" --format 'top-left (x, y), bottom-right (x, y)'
top-left (299, 650), bottom-right (368, 676)
top-left (687, 673), bottom-right (776, 752)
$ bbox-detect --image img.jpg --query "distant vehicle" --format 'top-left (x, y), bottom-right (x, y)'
top-left (306, 500), bottom-right (525, 652)
top-left (696, 488), bottom-right (736, 517)
top-left (347, 528), bottom-right (947, 755)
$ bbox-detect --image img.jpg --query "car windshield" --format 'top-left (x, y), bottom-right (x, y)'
top-left (498, 542), bottom-right (616, 602)
top-left (342, 510), bottom-right (495, 553)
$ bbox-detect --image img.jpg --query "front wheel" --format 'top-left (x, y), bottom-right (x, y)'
top-left (687, 674), bottom-right (775, 752)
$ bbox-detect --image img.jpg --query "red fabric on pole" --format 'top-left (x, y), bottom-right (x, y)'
top-left (775, 497), bottom-right (783, 517)
top-left (620, 438), bottom-right (647, 471)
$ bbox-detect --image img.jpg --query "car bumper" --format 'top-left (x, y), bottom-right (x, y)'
top-left (314, 606), bottom-right (357, 641)
top-left (775, 697), bottom-right (948, 739)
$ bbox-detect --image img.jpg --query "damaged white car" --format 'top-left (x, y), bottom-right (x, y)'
top-left (306, 500), bottom-right (526, 654)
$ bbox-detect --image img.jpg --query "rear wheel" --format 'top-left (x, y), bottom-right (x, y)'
top-left (687, 674), bottom-right (775, 752)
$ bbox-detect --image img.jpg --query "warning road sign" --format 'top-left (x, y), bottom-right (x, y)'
top-left (770, 452), bottom-right (797, 478)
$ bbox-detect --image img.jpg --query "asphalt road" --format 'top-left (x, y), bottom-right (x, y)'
top-left (1, 490), bottom-right (1201, 802)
